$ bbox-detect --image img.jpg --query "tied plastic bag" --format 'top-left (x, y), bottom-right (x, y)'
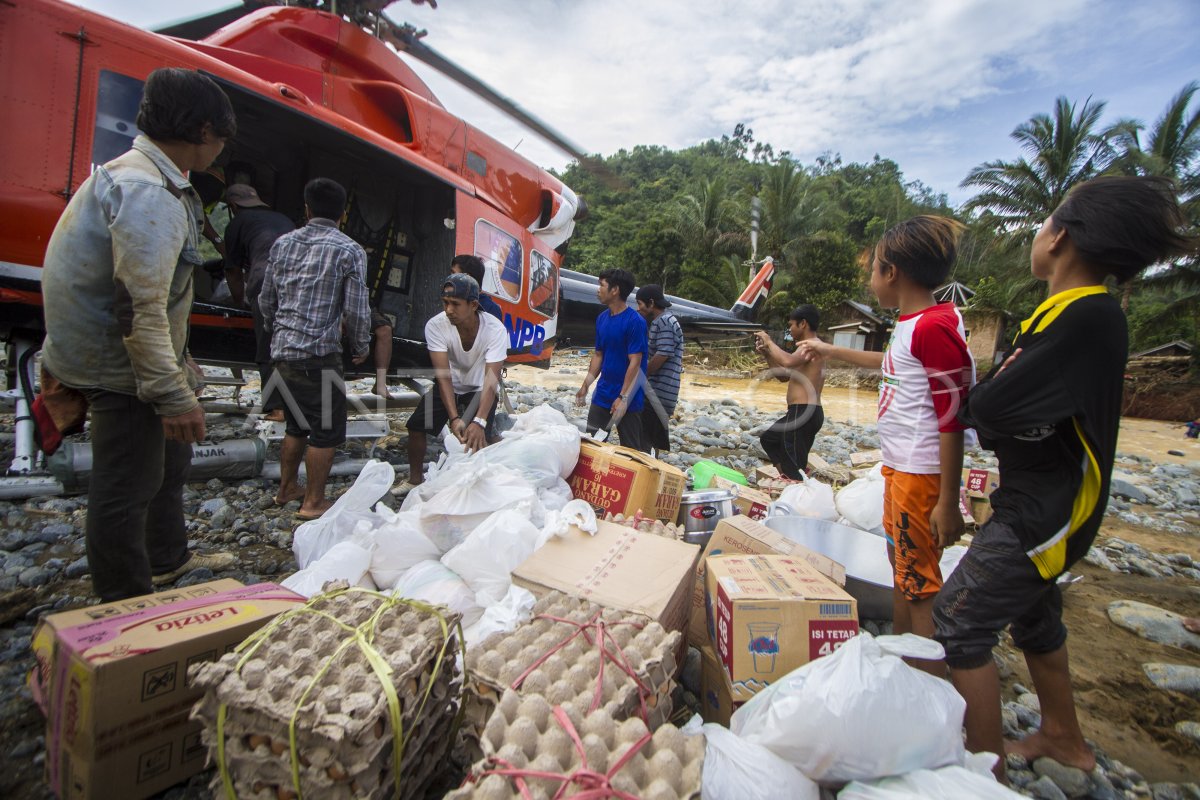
top-left (392, 560), bottom-right (483, 628)
top-left (431, 405), bottom-right (581, 489)
top-left (441, 507), bottom-right (545, 606)
top-left (293, 460), bottom-right (395, 568)
top-left (540, 498), bottom-right (599, 539)
top-left (730, 633), bottom-right (966, 784)
top-left (840, 753), bottom-right (1021, 799)
top-left (367, 505), bottom-right (441, 589)
top-left (836, 462), bottom-right (885, 534)
top-left (412, 464), bottom-right (541, 553)
top-left (773, 471), bottom-right (838, 521)
top-left (282, 541), bottom-right (376, 598)
top-left (698, 720), bottom-right (819, 800)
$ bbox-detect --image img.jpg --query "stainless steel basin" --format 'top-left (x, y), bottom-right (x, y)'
top-left (764, 516), bottom-right (894, 621)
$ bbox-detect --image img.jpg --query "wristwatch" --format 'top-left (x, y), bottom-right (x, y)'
top-left (472, 417), bottom-right (487, 429)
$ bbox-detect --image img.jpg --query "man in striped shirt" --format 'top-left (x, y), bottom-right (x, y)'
top-left (636, 284), bottom-right (683, 455)
top-left (259, 178), bottom-right (371, 520)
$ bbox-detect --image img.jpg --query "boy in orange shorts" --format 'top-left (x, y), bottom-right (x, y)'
top-left (799, 217), bottom-right (974, 671)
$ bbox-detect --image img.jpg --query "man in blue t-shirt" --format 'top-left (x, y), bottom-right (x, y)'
top-left (575, 268), bottom-right (649, 452)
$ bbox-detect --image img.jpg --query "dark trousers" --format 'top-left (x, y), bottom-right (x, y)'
top-left (251, 301), bottom-right (281, 413)
top-left (586, 403), bottom-right (648, 453)
top-left (84, 390), bottom-right (191, 601)
top-left (760, 403), bottom-right (824, 479)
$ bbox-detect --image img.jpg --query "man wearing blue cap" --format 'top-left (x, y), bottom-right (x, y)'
top-left (396, 272), bottom-right (510, 494)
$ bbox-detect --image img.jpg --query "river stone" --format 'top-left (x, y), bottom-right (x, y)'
top-left (1033, 757), bottom-right (1091, 798)
top-left (1152, 784), bottom-right (1188, 800)
top-left (1143, 663), bottom-right (1200, 696)
top-left (1110, 478), bottom-right (1147, 503)
top-left (18, 567), bottom-right (51, 588)
top-left (1084, 547), bottom-right (1121, 573)
top-left (1108, 601), bottom-right (1200, 652)
top-left (199, 498), bottom-right (228, 516)
top-left (63, 557), bottom-right (88, 580)
top-left (1175, 720), bottom-right (1200, 746)
top-left (1028, 774), bottom-right (1069, 800)
top-left (209, 506), bottom-right (235, 530)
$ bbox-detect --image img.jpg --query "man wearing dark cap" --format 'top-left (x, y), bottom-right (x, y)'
top-left (396, 273), bottom-right (510, 494)
top-left (636, 284), bottom-right (684, 455)
top-left (222, 182), bottom-right (295, 420)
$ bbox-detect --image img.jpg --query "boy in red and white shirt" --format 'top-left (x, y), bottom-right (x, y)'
top-left (799, 216), bottom-right (974, 670)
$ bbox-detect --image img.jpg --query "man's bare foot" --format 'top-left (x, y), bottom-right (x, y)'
top-left (295, 498), bottom-right (335, 521)
top-left (1005, 730), bottom-right (1097, 772)
top-left (372, 384), bottom-right (396, 401)
top-left (274, 485), bottom-right (306, 506)
top-left (264, 409), bottom-right (285, 422)
top-left (1184, 617), bottom-right (1200, 635)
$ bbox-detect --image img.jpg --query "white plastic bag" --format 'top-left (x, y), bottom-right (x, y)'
top-left (540, 498), bottom-right (599, 539)
top-left (281, 540), bottom-right (376, 597)
top-left (462, 584), bottom-right (537, 646)
top-left (391, 560), bottom-right (483, 627)
top-left (367, 507), bottom-right (442, 589)
top-left (839, 753), bottom-right (1020, 799)
top-left (774, 472), bottom-right (838, 521)
top-left (441, 507), bottom-right (544, 606)
top-left (425, 405), bottom-right (581, 490)
top-left (292, 460), bottom-right (395, 568)
top-left (730, 633), bottom-right (965, 783)
top-left (700, 721), bottom-right (819, 800)
top-left (836, 462), bottom-right (885, 534)
top-left (939, 545), bottom-right (969, 582)
top-left (537, 478), bottom-right (574, 513)
top-left (413, 464), bottom-right (541, 553)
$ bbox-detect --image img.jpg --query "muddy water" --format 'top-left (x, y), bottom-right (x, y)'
top-left (509, 361), bottom-right (1200, 467)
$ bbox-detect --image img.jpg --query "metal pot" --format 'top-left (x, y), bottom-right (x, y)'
top-left (677, 488), bottom-right (735, 547)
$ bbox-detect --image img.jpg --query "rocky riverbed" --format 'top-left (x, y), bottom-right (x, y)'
top-left (1, 358), bottom-right (1199, 798)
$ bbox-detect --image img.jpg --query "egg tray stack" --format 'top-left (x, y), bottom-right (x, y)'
top-left (446, 690), bottom-right (703, 800)
top-left (461, 592), bottom-right (680, 763)
top-left (602, 511), bottom-right (686, 540)
top-left (189, 586), bottom-right (463, 800)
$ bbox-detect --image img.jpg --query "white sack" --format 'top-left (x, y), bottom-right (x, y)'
top-left (462, 584), bottom-right (537, 646)
top-left (367, 507), bottom-right (441, 589)
top-left (413, 464), bottom-right (541, 553)
top-left (537, 478), bottom-right (574, 513)
top-left (730, 633), bottom-right (965, 784)
top-left (774, 472), bottom-right (838, 521)
top-left (836, 462), bottom-right (885, 534)
top-left (282, 540), bottom-right (375, 598)
top-left (441, 506), bottom-right (544, 606)
top-left (939, 545), bottom-right (969, 582)
top-left (839, 753), bottom-right (1021, 799)
top-left (701, 722), bottom-right (819, 800)
top-left (391, 559), bottom-right (483, 627)
top-left (540, 498), bottom-right (599, 539)
top-left (292, 460), bottom-right (395, 568)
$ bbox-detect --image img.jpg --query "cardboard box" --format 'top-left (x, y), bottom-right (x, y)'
top-left (699, 644), bottom-right (758, 727)
top-left (712, 476), bottom-right (771, 521)
top-left (30, 579), bottom-right (243, 714)
top-left (962, 468), bottom-right (1000, 525)
top-left (687, 515), bottom-right (847, 648)
top-left (512, 520), bottom-right (699, 636)
top-left (754, 464), bottom-right (781, 483)
top-left (805, 453), bottom-right (851, 485)
top-left (38, 581), bottom-right (305, 800)
top-left (849, 449), bottom-right (884, 467)
top-left (706, 555), bottom-right (858, 690)
top-left (696, 642), bottom-right (758, 729)
top-left (568, 439), bottom-right (687, 522)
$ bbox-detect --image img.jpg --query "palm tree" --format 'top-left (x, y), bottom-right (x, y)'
top-left (1110, 81), bottom-right (1200, 211)
top-left (962, 96), bottom-right (1114, 235)
top-left (676, 254), bottom-right (749, 308)
top-left (671, 175), bottom-right (743, 263)
top-left (758, 159), bottom-right (819, 257)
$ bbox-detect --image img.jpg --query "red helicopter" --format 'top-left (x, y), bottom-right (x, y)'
top-left (0, 0), bottom-right (775, 484)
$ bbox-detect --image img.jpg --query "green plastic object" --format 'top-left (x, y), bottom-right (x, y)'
top-left (689, 459), bottom-right (748, 489)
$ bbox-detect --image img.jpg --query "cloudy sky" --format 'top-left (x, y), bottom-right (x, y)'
top-left (74, 0), bottom-right (1199, 205)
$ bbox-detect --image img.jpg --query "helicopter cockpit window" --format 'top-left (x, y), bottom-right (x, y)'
top-left (474, 220), bottom-right (522, 301)
top-left (529, 250), bottom-right (557, 318)
top-left (93, 71), bottom-right (144, 168)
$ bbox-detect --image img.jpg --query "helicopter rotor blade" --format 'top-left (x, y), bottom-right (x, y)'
top-left (152, 1), bottom-right (268, 39)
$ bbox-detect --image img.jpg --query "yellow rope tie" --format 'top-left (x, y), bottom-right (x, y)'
top-left (214, 586), bottom-right (466, 800)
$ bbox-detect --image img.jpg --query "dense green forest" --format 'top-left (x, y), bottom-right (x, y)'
top-left (555, 83), bottom-right (1200, 355)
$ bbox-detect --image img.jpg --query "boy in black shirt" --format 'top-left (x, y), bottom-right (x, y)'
top-left (934, 177), bottom-right (1196, 779)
